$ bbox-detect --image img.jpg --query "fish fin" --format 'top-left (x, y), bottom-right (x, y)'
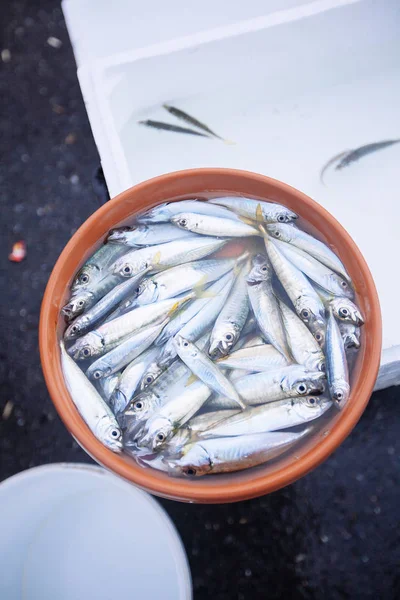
top-left (258, 223), bottom-right (267, 237)
top-left (192, 276), bottom-right (216, 299)
top-left (256, 203), bottom-right (264, 223)
top-left (185, 373), bottom-right (198, 387)
top-left (239, 215), bottom-right (257, 226)
top-left (167, 301), bottom-right (181, 317)
top-left (151, 251), bottom-right (162, 267)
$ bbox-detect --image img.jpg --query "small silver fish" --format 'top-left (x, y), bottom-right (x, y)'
top-left (209, 264), bottom-right (250, 357)
top-left (246, 254), bottom-right (291, 361)
top-left (174, 335), bottom-right (246, 409)
top-left (60, 342), bottom-right (122, 452)
top-left (264, 236), bottom-right (325, 328)
top-left (316, 286), bottom-right (364, 326)
top-left (108, 223), bottom-right (195, 246)
top-left (137, 200), bottom-right (241, 224)
top-left (171, 212), bottom-right (259, 237)
top-left (199, 396), bottom-right (332, 438)
top-left (64, 265), bottom-right (150, 339)
top-left (110, 347), bottom-right (159, 414)
top-left (279, 300), bottom-right (325, 372)
top-left (326, 308), bottom-right (350, 408)
top-left (136, 258), bottom-right (235, 305)
top-left (71, 243), bottom-right (127, 294)
top-left (111, 237), bottom-right (227, 279)
top-left (274, 239), bottom-right (353, 298)
top-left (166, 429), bottom-right (309, 476)
top-left (137, 381), bottom-right (212, 451)
top-left (266, 223), bottom-right (350, 281)
top-left (207, 365), bottom-right (325, 410)
top-left (210, 197), bottom-right (297, 223)
top-left (86, 320), bottom-right (167, 380)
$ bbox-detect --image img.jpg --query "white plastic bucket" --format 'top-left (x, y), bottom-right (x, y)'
top-left (0, 463), bottom-right (192, 599)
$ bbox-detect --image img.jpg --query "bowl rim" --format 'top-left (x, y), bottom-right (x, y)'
top-left (39, 168), bottom-right (382, 503)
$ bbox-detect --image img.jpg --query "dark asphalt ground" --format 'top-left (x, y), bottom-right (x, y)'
top-left (0, 2), bottom-right (399, 598)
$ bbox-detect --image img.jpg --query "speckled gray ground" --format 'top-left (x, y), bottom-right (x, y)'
top-left (0, 2), bottom-right (399, 599)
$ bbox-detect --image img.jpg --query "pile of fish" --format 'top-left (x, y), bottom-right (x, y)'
top-left (60, 196), bottom-right (364, 477)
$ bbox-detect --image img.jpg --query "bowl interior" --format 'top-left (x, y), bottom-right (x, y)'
top-left (40, 169), bottom-right (381, 502)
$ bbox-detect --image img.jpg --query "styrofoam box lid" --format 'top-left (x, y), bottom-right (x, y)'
top-left (0, 464), bottom-right (192, 600)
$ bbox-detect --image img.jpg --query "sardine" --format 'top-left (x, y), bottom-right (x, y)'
top-left (68, 293), bottom-right (193, 360)
top-left (274, 239), bottom-right (353, 298)
top-left (136, 257), bottom-right (235, 305)
top-left (107, 223), bottom-right (195, 246)
top-left (110, 347), bottom-right (159, 414)
top-left (246, 254), bottom-right (291, 361)
top-left (71, 243), bottom-right (127, 294)
top-left (64, 265), bottom-right (151, 339)
top-left (209, 264), bottom-right (250, 357)
top-left (86, 320), bottom-right (166, 380)
top-left (167, 429), bottom-right (310, 476)
top-left (174, 335), bottom-right (246, 409)
top-left (210, 197), bottom-right (297, 223)
top-left (111, 236), bottom-right (227, 279)
top-left (59, 342), bottom-right (122, 452)
top-left (155, 273), bottom-right (233, 346)
top-left (264, 236), bottom-right (325, 328)
top-left (137, 200), bottom-right (241, 224)
top-left (325, 308), bottom-right (350, 408)
top-left (316, 286), bottom-right (364, 326)
top-left (137, 381), bottom-right (212, 451)
top-left (266, 223), bottom-right (350, 281)
top-left (279, 300), bottom-right (325, 372)
top-left (207, 365), bottom-right (325, 410)
top-left (199, 396), bottom-right (332, 438)
top-left (171, 212), bottom-right (258, 237)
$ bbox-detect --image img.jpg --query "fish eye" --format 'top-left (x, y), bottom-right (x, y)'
top-left (339, 308), bottom-right (349, 317)
top-left (297, 383), bottom-right (307, 394)
top-left (179, 218), bottom-right (188, 227)
top-left (82, 348), bottom-right (91, 357)
top-left (183, 341), bottom-right (189, 347)
top-left (93, 370), bottom-right (102, 379)
top-left (341, 281), bottom-right (348, 288)
top-left (309, 397), bottom-right (316, 405)
top-left (277, 215), bottom-right (286, 222)
top-left (71, 325), bottom-right (79, 332)
top-left (319, 362), bottom-right (326, 372)
top-left (261, 266), bottom-right (268, 272)
top-left (183, 467), bottom-right (197, 476)
top-left (111, 429), bottom-right (119, 438)
top-left (315, 333), bottom-right (322, 341)
top-left (156, 432), bottom-right (165, 442)
top-left (225, 333), bottom-right (233, 341)
top-left (134, 400), bottom-right (144, 411)
top-left (80, 274), bottom-right (89, 284)
top-left (334, 391), bottom-right (343, 401)
top-left (274, 231), bottom-right (280, 237)
top-left (146, 376), bottom-right (154, 384)
top-left (301, 309), bottom-right (310, 319)
top-left (123, 265), bottom-right (132, 275)
top-left (77, 300), bottom-right (85, 307)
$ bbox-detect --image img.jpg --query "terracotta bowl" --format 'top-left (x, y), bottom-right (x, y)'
top-left (39, 168), bottom-right (381, 503)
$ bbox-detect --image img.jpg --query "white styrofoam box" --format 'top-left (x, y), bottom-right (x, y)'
top-left (62, 0), bottom-right (311, 67)
top-left (66, 0), bottom-right (400, 387)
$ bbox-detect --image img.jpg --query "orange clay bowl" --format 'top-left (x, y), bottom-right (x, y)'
top-left (39, 168), bottom-right (381, 503)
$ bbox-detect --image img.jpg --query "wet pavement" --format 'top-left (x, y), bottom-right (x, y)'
top-left (0, 2), bottom-right (399, 598)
